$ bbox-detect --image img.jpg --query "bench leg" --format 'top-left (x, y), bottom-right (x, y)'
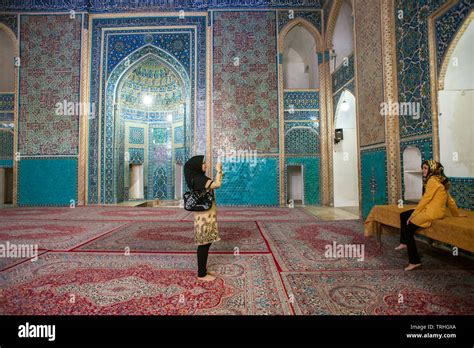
top-left (375, 222), bottom-right (382, 248)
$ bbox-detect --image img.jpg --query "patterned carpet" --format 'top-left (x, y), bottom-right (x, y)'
top-left (259, 220), bottom-right (474, 271)
top-left (0, 207), bottom-right (75, 220)
top-left (77, 221), bottom-right (268, 252)
top-left (0, 251), bottom-right (48, 272)
top-left (0, 252), bottom-right (290, 315)
top-left (0, 207), bottom-right (190, 221)
top-left (282, 270), bottom-right (474, 315)
top-left (183, 207), bottom-right (316, 221)
top-left (60, 207), bottom-right (191, 221)
top-left (1, 206), bottom-right (473, 315)
top-left (0, 220), bottom-right (127, 250)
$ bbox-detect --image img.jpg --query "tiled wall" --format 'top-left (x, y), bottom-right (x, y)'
top-left (395, 0), bottom-right (473, 210)
top-left (216, 157), bottom-right (279, 206)
top-left (0, 131), bottom-right (13, 168)
top-left (18, 158), bottom-right (77, 206)
top-left (361, 147), bottom-right (388, 219)
top-left (0, 93), bottom-right (14, 122)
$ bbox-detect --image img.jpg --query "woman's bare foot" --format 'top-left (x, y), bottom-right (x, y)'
top-left (404, 263), bottom-right (422, 271)
top-left (207, 270), bottom-right (215, 276)
top-left (197, 274), bottom-right (216, 282)
top-left (395, 244), bottom-right (407, 250)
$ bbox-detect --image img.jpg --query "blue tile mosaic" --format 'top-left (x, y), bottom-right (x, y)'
top-left (128, 127), bottom-right (144, 145)
top-left (88, 16), bottom-right (207, 204)
top-left (284, 110), bottom-right (319, 121)
top-left (128, 148), bottom-right (145, 164)
top-left (18, 158), bottom-right (78, 206)
top-left (332, 53), bottom-right (354, 93)
top-left (435, 0), bottom-right (472, 68)
top-left (216, 157), bottom-right (279, 206)
top-left (174, 126), bottom-right (184, 144)
top-left (278, 10), bottom-right (323, 33)
top-left (395, 0), bottom-right (446, 138)
top-left (284, 91), bottom-right (319, 109)
top-left (0, 94), bottom-right (14, 112)
top-left (0, 14), bottom-right (18, 37)
top-left (285, 125), bottom-right (320, 155)
top-left (0, 0), bottom-right (323, 12)
top-left (449, 177), bottom-right (474, 211)
top-left (361, 147), bottom-right (388, 219)
top-left (0, 131), bottom-right (13, 161)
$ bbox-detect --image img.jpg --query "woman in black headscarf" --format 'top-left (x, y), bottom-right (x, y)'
top-left (184, 155), bottom-right (224, 282)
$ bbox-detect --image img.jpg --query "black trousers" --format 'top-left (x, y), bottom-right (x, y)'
top-left (197, 243), bottom-right (212, 277)
top-left (399, 209), bottom-right (421, 264)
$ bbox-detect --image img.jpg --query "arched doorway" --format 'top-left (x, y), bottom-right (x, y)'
top-left (0, 24), bottom-right (16, 205)
top-left (327, 0), bottom-right (358, 212)
top-left (102, 45), bottom-right (190, 204)
top-left (283, 25), bottom-right (320, 89)
top-left (438, 18), bottom-right (474, 178)
top-left (333, 90), bottom-right (358, 208)
top-left (279, 18), bottom-right (323, 206)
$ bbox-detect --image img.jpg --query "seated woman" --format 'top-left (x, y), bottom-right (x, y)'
top-left (395, 160), bottom-right (466, 271)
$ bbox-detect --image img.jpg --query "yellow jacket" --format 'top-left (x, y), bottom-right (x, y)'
top-left (410, 176), bottom-right (460, 228)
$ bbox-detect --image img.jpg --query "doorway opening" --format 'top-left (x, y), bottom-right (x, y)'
top-left (129, 164), bottom-right (144, 200)
top-left (287, 165), bottom-right (304, 205)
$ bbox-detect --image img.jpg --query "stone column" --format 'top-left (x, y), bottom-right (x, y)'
top-left (381, 0), bottom-right (402, 204)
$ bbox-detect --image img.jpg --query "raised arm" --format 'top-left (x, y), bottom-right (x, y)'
top-left (205, 162), bottom-right (224, 189)
top-left (206, 170), bottom-right (223, 189)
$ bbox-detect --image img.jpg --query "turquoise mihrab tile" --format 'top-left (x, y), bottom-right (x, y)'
top-left (215, 157), bottom-right (279, 206)
top-left (18, 158), bottom-right (78, 206)
top-left (449, 177), bottom-right (474, 211)
top-left (361, 148), bottom-right (388, 219)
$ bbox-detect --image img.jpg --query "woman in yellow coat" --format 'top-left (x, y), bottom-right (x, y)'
top-left (395, 160), bottom-right (466, 271)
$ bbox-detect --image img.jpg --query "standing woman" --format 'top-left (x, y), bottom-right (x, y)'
top-left (395, 160), bottom-right (466, 271)
top-left (184, 155), bottom-right (224, 282)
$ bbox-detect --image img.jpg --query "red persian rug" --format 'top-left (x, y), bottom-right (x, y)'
top-left (0, 252), bottom-right (290, 315)
top-left (77, 221), bottom-right (268, 252)
top-left (58, 207), bottom-right (191, 221)
top-left (184, 207), bottom-right (316, 222)
top-left (281, 270), bottom-right (474, 315)
top-left (0, 251), bottom-right (48, 272)
top-left (0, 221), bottom-right (127, 251)
top-left (260, 221), bottom-right (474, 271)
top-left (0, 207), bottom-right (75, 220)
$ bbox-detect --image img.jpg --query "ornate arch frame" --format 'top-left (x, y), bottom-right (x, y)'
top-left (102, 44), bottom-right (191, 204)
top-left (0, 23), bottom-right (19, 206)
top-left (278, 17), bottom-right (325, 206)
top-left (428, 0), bottom-right (470, 162)
top-left (324, 0), bottom-right (361, 209)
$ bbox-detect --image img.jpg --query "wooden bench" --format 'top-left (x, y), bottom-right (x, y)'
top-left (364, 205), bottom-right (474, 253)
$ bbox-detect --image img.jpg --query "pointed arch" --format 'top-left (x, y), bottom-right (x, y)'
top-left (438, 11), bottom-right (474, 91)
top-left (100, 44), bottom-right (192, 204)
top-left (279, 17), bottom-right (324, 52)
